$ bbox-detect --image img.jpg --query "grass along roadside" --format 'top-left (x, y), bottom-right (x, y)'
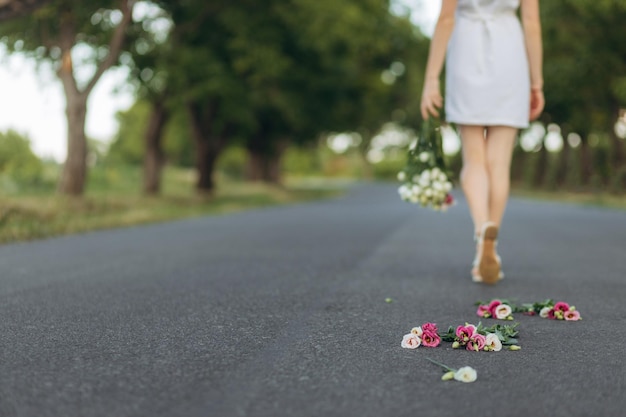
top-left (0, 169), bottom-right (348, 245)
top-left (511, 188), bottom-right (626, 211)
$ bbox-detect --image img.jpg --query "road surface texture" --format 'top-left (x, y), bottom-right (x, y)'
top-left (1, 183), bottom-right (625, 417)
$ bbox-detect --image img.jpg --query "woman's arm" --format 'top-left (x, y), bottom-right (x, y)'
top-left (521, 0), bottom-right (545, 120)
top-left (420, 0), bottom-right (457, 120)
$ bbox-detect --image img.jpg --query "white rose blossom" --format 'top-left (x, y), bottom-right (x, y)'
top-left (411, 327), bottom-right (423, 337)
top-left (401, 333), bottom-right (421, 349)
top-left (454, 366), bottom-right (478, 383)
top-left (495, 304), bottom-right (513, 319)
top-left (540, 307), bottom-right (552, 318)
top-left (397, 172), bottom-right (406, 181)
top-left (485, 333), bottom-right (503, 352)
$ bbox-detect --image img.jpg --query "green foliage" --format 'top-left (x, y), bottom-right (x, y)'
top-left (0, 130), bottom-right (43, 187)
top-left (610, 166), bottom-right (626, 194)
top-left (108, 101), bottom-right (149, 165)
top-left (162, 109), bottom-right (194, 167)
top-left (107, 100), bottom-right (194, 167)
top-left (542, 1), bottom-right (626, 131)
top-left (282, 146), bottom-right (323, 177)
top-left (0, 0), bottom-right (125, 59)
top-left (216, 146), bottom-right (247, 180)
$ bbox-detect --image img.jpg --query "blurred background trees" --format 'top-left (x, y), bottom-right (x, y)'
top-left (0, 0), bottom-right (625, 198)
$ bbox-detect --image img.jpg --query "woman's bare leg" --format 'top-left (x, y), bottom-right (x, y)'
top-left (459, 125), bottom-right (489, 236)
top-left (485, 126), bottom-right (518, 228)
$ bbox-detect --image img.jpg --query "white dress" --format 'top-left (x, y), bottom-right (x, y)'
top-left (445, 0), bottom-right (530, 129)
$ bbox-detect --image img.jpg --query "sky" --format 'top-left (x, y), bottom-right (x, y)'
top-left (0, 1), bottom-right (442, 162)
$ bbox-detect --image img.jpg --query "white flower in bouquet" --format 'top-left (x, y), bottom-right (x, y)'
top-left (398, 185), bottom-right (411, 200)
top-left (397, 121), bottom-right (455, 212)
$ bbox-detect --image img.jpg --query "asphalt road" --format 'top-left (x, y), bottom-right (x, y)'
top-left (1, 183), bottom-right (625, 417)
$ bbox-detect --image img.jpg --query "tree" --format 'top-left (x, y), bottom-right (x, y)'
top-left (541, 0), bottom-right (626, 183)
top-left (123, 1), bottom-right (173, 194)
top-left (231, 0), bottom-right (427, 183)
top-left (0, 0), bottom-right (136, 195)
top-left (0, 0), bottom-right (52, 21)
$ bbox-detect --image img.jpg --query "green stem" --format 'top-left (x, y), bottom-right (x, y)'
top-left (425, 357), bottom-right (456, 373)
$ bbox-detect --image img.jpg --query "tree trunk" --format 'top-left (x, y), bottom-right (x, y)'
top-left (609, 102), bottom-right (625, 171)
top-left (265, 152), bottom-right (283, 184)
top-left (0, 0), bottom-right (52, 21)
top-left (246, 151), bottom-right (264, 182)
top-left (532, 139), bottom-right (549, 188)
top-left (555, 128), bottom-right (570, 187)
top-left (187, 101), bottom-right (224, 194)
top-left (195, 139), bottom-right (221, 192)
top-left (245, 140), bottom-right (287, 185)
top-left (510, 145), bottom-right (526, 185)
top-left (143, 100), bottom-right (169, 195)
top-left (55, 1), bottom-right (134, 196)
top-left (579, 135), bottom-right (593, 186)
top-left (59, 93), bottom-right (88, 195)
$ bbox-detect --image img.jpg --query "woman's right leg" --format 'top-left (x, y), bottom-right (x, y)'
top-left (485, 126), bottom-right (518, 228)
top-left (459, 125), bottom-right (490, 236)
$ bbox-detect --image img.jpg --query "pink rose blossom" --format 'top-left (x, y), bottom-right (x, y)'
top-left (488, 300), bottom-right (502, 317)
top-left (564, 310), bottom-right (581, 321)
top-left (421, 331), bottom-right (441, 348)
top-left (494, 304), bottom-right (513, 320)
top-left (467, 333), bottom-right (486, 352)
top-left (455, 325), bottom-right (477, 344)
top-left (401, 333), bottom-right (421, 349)
top-left (554, 302), bottom-right (570, 312)
top-left (476, 305), bottom-right (490, 318)
top-left (422, 322), bottom-right (438, 334)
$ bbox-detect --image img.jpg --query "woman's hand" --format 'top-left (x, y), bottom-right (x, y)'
top-left (529, 88), bottom-right (545, 121)
top-left (421, 78), bottom-right (443, 120)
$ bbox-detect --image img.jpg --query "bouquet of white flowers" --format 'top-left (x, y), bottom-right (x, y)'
top-left (397, 120), bottom-right (455, 211)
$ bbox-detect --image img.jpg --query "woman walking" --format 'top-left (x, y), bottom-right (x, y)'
top-left (420, 0), bottom-right (545, 284)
